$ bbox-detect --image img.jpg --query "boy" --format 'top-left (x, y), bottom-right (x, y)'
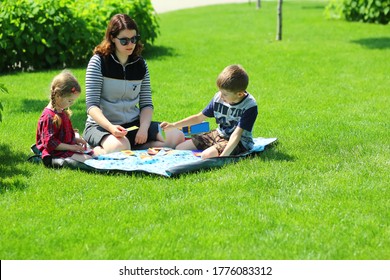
top-left (160, 64), bottom-right (258, 159)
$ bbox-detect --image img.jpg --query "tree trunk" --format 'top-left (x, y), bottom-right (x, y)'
top-left (276, 0), bottom-right (283, 41)
top-left (257, 0), bottom-right (261, 9)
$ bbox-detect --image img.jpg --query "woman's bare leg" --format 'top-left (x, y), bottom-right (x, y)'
top-left (164, 128), bottom-right (185, 148)
top-left (100, 135), bottom-right (130, 153)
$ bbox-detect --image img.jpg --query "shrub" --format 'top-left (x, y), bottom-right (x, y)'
top-left (71, 0), bottom-right (159, 48)
top-left (325, 0), bottom-right (390, 24)
top-left (325, 0), bottom-right (345, 20)
top-left (0, 0), bottom-right (90, 71)
top-left (0, 0), bottom-right (159, 72)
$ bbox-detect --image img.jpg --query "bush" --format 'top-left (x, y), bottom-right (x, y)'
top-left (325, 0), bottom-right (390, 24)
top-left (0, 0), bottom-right (90, 71)
top-left (71, 0), bottom-right (159, 49)
top-left (325, 0), bottom-right (345, 20)
top-left (0, 0), bottom-right (159, 72)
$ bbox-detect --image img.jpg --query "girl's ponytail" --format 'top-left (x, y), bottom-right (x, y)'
top-left (50, 70), bottom-right (80, 128)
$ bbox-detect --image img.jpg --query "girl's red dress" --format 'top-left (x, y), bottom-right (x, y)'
top-left (36, 108), bottom-right (76, 159)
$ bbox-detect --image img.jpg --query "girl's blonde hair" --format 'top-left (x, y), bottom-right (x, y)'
top-left (50, 70), bottom-right (81, 128)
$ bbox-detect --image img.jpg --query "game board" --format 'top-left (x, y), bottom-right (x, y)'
top-left (82, 137), bottom-right (277, 177)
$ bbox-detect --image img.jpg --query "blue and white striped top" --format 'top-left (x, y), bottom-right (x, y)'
top-left (85, 53), bottom-right (153, 125)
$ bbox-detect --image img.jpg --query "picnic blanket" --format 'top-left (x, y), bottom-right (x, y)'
top-left (82, 137), bottom-right (277, 177)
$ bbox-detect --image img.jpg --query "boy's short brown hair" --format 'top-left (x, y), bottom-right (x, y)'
top-left (216, 64), bottom-right (249, 92)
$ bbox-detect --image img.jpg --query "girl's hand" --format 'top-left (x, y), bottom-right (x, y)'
top-left (70, 144), bottom-right (87, 153)
top-left (75, 137), bottom-right (87, 146)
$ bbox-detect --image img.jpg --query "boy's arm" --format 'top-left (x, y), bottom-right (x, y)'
top-left (161, 112), bottom-right (207, 130)
top-left (220, 127), bottom-right (244, 157)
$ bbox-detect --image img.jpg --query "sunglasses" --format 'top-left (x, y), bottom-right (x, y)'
top-left (116, 35), bottom-right (141, 46)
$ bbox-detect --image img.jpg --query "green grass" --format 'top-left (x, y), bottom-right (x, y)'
top-left (0, 1), bottom-right (389, 260)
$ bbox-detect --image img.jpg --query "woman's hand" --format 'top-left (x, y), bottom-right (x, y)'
top-left (135, 127), bottom-right (148, 145)
top-left (109, 125), bottom-right (128, 138)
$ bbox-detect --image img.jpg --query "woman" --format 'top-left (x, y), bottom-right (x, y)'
top-left (83, 14), bottom-right (184, 154)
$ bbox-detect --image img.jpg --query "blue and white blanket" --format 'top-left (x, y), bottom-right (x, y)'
top-left (83, 137), bottom-right (277, 177)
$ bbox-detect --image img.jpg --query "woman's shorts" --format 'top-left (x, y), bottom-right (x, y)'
top-left (83, 120), bottom-right (160, 148)
top-left (191, 129), bottom-right (247, 156)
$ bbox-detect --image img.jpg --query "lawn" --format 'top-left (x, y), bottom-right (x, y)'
top-left (0, 1), bottom-right (389, 260)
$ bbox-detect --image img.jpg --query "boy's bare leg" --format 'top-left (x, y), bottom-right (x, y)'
top-left (137, 128), bottom-right (185, 149)
top-left (176, 139), bottom-right (197, 150)
top-left (200, 146), bottom-right (219, 159)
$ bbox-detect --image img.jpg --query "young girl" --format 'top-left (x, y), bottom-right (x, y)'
top-left (36, 70), bottom-right (99, 167)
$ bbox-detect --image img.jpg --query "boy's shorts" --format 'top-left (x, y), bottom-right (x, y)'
top-left (191, 129), bottom-right (247, 156)
top-left (83, 120), bottom-right (160, 148)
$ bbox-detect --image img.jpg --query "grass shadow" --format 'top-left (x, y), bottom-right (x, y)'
top-left (21, 97), bottom-right (88, 129)
top-left (143, 45), bottom-right (177, 60)
top-left (68, 99), bottom-right (88, 130)
top-left (21, 99), bottom-right (47, 113)
top-left (351, 37), bottom-right (390, 49)
top-left (0, 144), bottom-right (31, 193)
top-left (301, 5), bottom-right (325, 10)
top-left (257, 143), bottom-right (296, 162)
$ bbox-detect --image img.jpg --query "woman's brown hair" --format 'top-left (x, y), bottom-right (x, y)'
top-left (93, 14), bottom-right (144, 57)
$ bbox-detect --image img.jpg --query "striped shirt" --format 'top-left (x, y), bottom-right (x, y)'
top-left (85, 53), bottom-right (153, 126)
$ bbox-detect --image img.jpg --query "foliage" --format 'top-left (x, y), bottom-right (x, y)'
top-left (70, 0), bottom-right (159, 49)
top-left (124, 0), bottom-right (160, 45)
top-left (325, 0), bottom-right (345, 19)
top-left (0, 0), bottom-right (89, 71)
top-left (0, 0), bottom-right (159, 72)
top-left (325, 0), bottom-right (390, 24)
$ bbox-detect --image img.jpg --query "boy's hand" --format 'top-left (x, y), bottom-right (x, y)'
top-left (160, 122), bottom-right (174, 131)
